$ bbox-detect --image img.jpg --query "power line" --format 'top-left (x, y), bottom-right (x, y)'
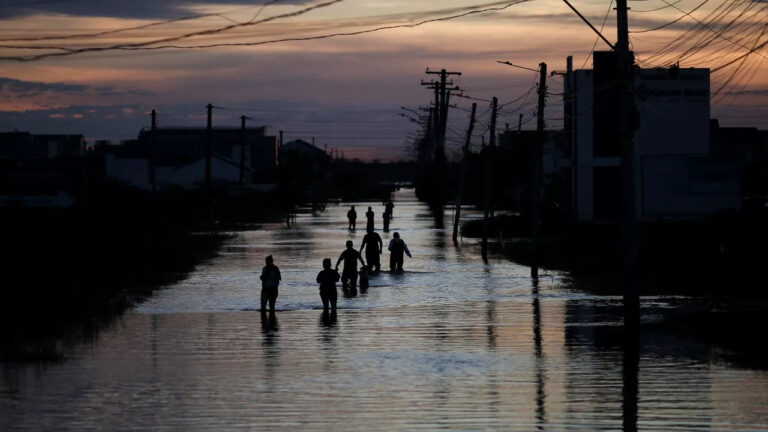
top-left (117, 1), bottom-right (532, 52)
top-left (0, 0), bottom-right (347, 61)
top-left (631, 0), bottom-right (684, 13)
top-left (630, 0), bottom-right (712, 34)
top-left (0, 0), bottom-right (531, 61)
top-left (0, 3), bottom-right (273, 42)
top-left (580, 0), bottom-right (614, 69)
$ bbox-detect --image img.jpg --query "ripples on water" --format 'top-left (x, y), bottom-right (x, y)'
top-left (1, 190), bottom-right (767, 431)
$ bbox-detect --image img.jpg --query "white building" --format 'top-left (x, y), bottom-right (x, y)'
top-left (569, 52), bottom-right (740, 221)
top-left (155, 154), bottom-right (253, 190)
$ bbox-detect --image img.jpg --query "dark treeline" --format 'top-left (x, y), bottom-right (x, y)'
top-left (0, 160), bottom-right (229, 360)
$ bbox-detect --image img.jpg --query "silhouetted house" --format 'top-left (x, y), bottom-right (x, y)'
top-left (710, 120), bottom-right (768, 208)
top-left (126, 126), bottom-right (277, 189)
top-left (134, 126), bottom-right (276, 170)
top-left (567, 52), bottom-right (740, 221)
top-left (279, 139), bottom-right (331, 168)
top-left (0, 132), bottom-right (85, 159)
top-left (710, 120), bottom-right (767, 163)
top-left (154, 154), bottom-right (255, 190)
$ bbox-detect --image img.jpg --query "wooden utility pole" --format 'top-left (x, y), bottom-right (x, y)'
top-left (482, 97), bottom-right (498, 262)
top-left (532, 62), bottom-right (547, 279)
top-left (151, 109), bottom-right (157, 130)
top-left (616, 0), bottom-right (639, 326)
top-left (239, 115), bottom-right (248, 185)
top-left (424, 68), bottom-right (462, 164)
top-left (205, 103), bottom-right (213, 190)
top-left (453, 103), bottom-right (477, 244)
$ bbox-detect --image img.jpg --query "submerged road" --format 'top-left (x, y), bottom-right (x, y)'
top-left (1, 189), bottom-right (767, 431)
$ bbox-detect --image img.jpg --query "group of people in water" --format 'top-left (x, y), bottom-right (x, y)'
top-left (260, 201), bottom-right (412, 314)
top-left (347, 199), bottom-right (395, 232)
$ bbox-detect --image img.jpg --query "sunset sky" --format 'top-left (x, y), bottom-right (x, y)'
top-left (0, 0), bottom-right (765, 160)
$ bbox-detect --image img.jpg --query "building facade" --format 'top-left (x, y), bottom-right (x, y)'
top-left (569, 52), bottom-right (739, 221)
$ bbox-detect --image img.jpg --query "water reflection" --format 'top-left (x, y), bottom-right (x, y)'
top-left (532, 279), bottom-right (546, 430)
top-left (319, 310), bottom-right (337, 329)
top-left (622, 320), bottom-right (639, 432)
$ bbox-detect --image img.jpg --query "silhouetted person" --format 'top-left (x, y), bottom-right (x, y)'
top-left (385, 199), bottom-right (394, 218)
top-left (365, 206), bottom-right (375, 231)
top-left (317, 258), bottom-right (340, 312)
top-left (382, 210), bottom-right (392, 232)
top-left (359, 266), bottom-right (369, 291)
top-left (388, 232), bottom-right (412, 273)
top-left (360, 228), bottom-right (383, 273)
top-left (259, 255), bottom-right (281, 313)
top-left (336, 240), bottom-right (366, 289)
top-left (347, 205), bottom-right (357, 230)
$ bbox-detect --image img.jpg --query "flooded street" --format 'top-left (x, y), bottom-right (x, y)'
top-left (2, 189), bottom-right (767, 431)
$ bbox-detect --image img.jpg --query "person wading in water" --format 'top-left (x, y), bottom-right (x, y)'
top-left (388, 232), bottom-right (412, 273)
top-left (336, 240), bottom-right (366, 290)
top-left (259, 255), bottom-right (282, 313)
top-left (360, 228), bottom-right (383, 274)
top-left (316, 258), bottom-right (340, 312)
top-left (347, 205), bottom-right (357, 230)
top-left (365, 206), bottom-right (375, 231)
top-left (382, 210), bottom-right (392, 232)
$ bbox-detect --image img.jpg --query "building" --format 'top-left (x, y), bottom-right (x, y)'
top-left (113, 126), bottom-right (279, 190)
top-left (0, 132), bottom-right (85, 159)
top-left (279, 139), bottom-right (331, 167)
top-left (154, 154), bottom-right (256, 190)
top-left (133, 127), bottom-right (278, 172)
top-left (568, 52), bottom-right (740, 221)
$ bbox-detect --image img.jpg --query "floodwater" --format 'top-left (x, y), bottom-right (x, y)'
top-left (2, 189), bottom-right (767, 431)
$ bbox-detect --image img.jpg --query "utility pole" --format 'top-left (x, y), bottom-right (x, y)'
top-left (239, 115), bottom-right (248, 185)
top-left (518, 114), bottom-right (523, 131)
top-left (279, 130), bottom-right (284, 147)
top-left (149, 110), bottom-right (157, 190)
top-left (616, 2), bottom-right (639, 430)
top-left (205, 103), bottom-right (213, 190)
top-left (532, 62), bottom-right (547, 280)
top-left (616, 0), bottom-right (639, 328)
top-left (453, 103), bottom-right (477, 245)
top-left (482, 97), bottom-right (498, 262)
top-left (424, 68), bottom-right (462, 165)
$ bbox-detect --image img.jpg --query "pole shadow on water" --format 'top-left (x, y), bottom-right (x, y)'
top-left (483, 266), bottom-right (501, 415)
top-left (623, 303), bottom-right (639, 432)
top-left (532, 278), bottom-right (546, 429)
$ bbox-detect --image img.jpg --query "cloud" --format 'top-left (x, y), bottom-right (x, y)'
top-left (0, 0), bottom-right (309, 19)
top-left (724, 88), bottom-right (768, 96)
top-left (0, 77), bottom-right (88, 95)
top-left (0, 77), bottom-right (155, 110)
